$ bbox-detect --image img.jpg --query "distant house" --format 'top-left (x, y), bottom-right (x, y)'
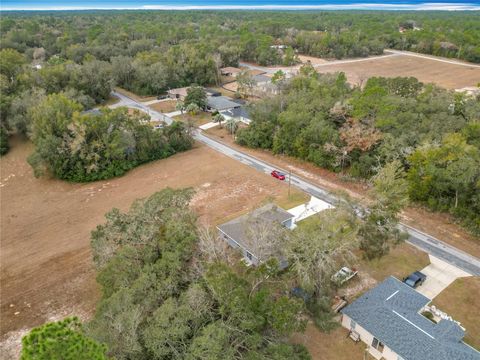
top-left (270, 45), bottom-right (288, 50)
top-left (341, 276), bottom-right (480, 360)
top-left (206, 96), bottom-right (241, 112)
top-left (217, 204), bottom-right (294, 266)
top-left (167, 87), bottom-right (189, 100)
top-left (220, 66), bottom-right (242, 77)
top-left (220, 106), bottom-right (251, 124)
top-left (205, 88), bottom-right (222, 97)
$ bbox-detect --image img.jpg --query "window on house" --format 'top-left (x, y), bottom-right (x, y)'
top-left (350, 319), bottom-right (356, 330)
top-left (371, 337), bottom-right (384, 352)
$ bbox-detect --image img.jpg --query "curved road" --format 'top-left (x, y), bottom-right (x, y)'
top-left (111, 91), bottom-right (480, 276)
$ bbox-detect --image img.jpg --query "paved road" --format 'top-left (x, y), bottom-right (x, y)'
top-left (386, 49), bottom-right (480, 68)
top-left (194, 131), bottom-right (480, 276)
top-left (110, 91), bottom-right (174, 125)
top-left (111, 92), bottom-right (480, 276)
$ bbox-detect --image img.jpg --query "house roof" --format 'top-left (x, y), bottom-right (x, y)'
top-left (167, 87), bottom-right (189, 96)
top-left (217, 204), bottom-right (293, 254)
top-left (221, 106), bottom-right (250, 120)
top-left (342, 276), bottom-right (480, 360)
top-left (206, 96), bottom-right (241, 111)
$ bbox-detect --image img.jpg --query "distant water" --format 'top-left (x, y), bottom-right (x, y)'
top-left (2, 0), bottom-right (480, 11)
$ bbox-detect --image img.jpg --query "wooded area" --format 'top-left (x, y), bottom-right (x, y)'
top-left (237, 70), bottom-right (480, 235)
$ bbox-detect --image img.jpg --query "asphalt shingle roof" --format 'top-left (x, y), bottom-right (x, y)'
top-left (342, 276), bottom-right (480, 360)
top-left (221, 106), bottom-right (250, 119)
top-left (207, 96), bottom-right (241, 111)
top-left (217, 204), bottom-right (293, 253)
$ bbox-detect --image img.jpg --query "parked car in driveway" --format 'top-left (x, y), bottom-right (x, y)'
top-left (403, 271), bottom-right (427, 288)
top-left (271, 170), bottom-right (286, 180)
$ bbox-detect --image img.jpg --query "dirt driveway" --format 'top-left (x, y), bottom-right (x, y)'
top-left (0, 137), bottom-right (302, 357)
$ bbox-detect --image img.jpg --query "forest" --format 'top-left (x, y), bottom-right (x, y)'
top-left (237, 69), bottom-right (480, 235)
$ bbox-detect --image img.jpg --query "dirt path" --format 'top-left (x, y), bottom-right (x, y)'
top-left (0, 137), bottom-right (301, 357)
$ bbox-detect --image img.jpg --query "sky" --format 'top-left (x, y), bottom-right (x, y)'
top-left (1, 0), bottom-right (480, 11)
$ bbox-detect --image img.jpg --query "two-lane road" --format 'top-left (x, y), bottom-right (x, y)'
top-left (195, 131), bottom-right (480, 276)
top-left (111, 93), bottom-right (480, 276)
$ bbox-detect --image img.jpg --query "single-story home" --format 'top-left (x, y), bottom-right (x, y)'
top-left (167, 87), bottom-right (189, 100)
top-left (220, 106), bottom-right (251, 124)
top-left (341, 276), bottom-right (480, 360)
top-left (206, 95), bottom-right (241, 112)
top-left (217, 204), bottom-right (294, 266)
top-left (205, 88), bottom-right (222, 97)
top-left (220, 66), bottom-right (242, 77)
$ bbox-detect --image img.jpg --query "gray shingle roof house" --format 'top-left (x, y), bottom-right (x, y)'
top-left (220, 106), bottom-right (251, 124)
top-left (341, 276), bottom-right (480, 360)
top-left (206, 96), bottom-right (241, 112)
top-left (217, 204), bottom-right (294, 266)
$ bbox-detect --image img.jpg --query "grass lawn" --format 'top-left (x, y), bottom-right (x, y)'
top-left (149, 100), bottom-right (177, 113)
top-left (114, 87), bottom-right (157, 102)
top-left (174, 112), bottom-right (213, 127)
top-left (292, 323), bottom-right (373, 360)
top-left (432, 277), bottom-right (480, 350)
top-left (357, 242), bottom-right (430, 282)
top-left (208, 85), bottom-right (236, 97)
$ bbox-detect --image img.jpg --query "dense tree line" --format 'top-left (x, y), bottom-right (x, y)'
top-left (27, 94), bottom-right (193, 182)
top-left (237, 70), bottom-right (480, 235)
top-left (1, 11), bottom-right (479, 156)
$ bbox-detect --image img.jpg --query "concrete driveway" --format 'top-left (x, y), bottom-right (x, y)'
top-left (416, 255), bottom-right (471, 299)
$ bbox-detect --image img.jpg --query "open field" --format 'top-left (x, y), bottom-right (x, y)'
top-left (0, 137), bottom-right (305, 356)
top-left (148, 99), bottom-right (177, 113)
top-left (204, 126), bottom-right (480, 257)
top-left (433, 277), bottom-right (480, 350)
top-left (314, 53), bottom-right (480, 89)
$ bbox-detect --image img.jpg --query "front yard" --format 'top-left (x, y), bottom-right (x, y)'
top-left (149, 100), bottom-right (177, 113)
top-left (174, 112), bottom-right (214, 127)
top-left (432, 277), bottom-right (480, 350)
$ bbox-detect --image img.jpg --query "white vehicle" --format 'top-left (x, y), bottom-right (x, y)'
top-left (332, 267), bottom-right (358, 285)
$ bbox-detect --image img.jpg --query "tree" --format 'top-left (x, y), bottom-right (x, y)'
top-left (184, 85), bottom-right (207, 109)
top-left (0, 48), bottom-right (25, 82)
top-left (175, 100), bottom-right (185, 114)
top-left (236, 70), bottom-right (255, 97)
top-left (285, 202), bottom-right (359, 296)
top-left (225, 118), bottom-right (238, 135)
top-left (213, 113), bottom-right (225, 127)
top-left (0, 124), bottom-right (9, 155)
top-left (185, 102), bottom-right (200, 116)
top-left (21, 317), bottom-right (107, 360)
top-left (359, 160), bottom-right (409, 259)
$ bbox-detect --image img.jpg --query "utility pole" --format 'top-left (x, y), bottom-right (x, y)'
top-left (288, 169), bottom-right (292, 198)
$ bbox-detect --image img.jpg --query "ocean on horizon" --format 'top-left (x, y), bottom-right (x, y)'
top-left (2, 0), bottom-right (480, 11)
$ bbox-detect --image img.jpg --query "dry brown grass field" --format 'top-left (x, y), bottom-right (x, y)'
top-left (0, 137), bottom-right (305, 356)
top-left (314, 54), bottom-right (480, 89)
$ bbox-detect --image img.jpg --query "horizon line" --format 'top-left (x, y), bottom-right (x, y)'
top-left (2, 2), bottom-right (480, 11)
